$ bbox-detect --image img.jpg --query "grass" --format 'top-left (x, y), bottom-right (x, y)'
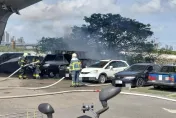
top-left (0, 46), bottom-right (34, 52)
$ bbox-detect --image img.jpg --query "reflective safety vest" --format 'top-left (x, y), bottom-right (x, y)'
top-left (32, 58), bottom-right (40, 66)
top-left (69, 60), bottom-right (81, 71)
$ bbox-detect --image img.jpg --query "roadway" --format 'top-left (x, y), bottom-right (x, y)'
top-left (0, 78), bottom-right (175, 117)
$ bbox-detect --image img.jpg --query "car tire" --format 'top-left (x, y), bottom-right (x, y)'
top-left (136, 77), bottom-right (145, 87)
top-left (153, 85), bottom-right (160, 89)
top-left (48, 72), bottom-right (56, 78)
top-left (98, 74), bottom-right (107, 84)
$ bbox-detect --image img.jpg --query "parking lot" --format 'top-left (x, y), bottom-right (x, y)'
top-left (0, 77), bottom-right (176, 118)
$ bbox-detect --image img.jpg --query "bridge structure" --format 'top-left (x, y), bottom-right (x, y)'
top-left (0, 0), bottom-right (42, 43)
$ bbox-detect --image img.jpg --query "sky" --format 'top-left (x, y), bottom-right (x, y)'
top-left (5, 0), bottom-right (176, 49)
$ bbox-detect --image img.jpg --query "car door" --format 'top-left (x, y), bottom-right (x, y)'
top-left (104, 61), bottom-right (117, 78)
top-left (105, 61), bottom-right (128, 77)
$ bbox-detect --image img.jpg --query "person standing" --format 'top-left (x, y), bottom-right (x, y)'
top-left (18, 53), bottom-right (29, 79)
top-left (69, 53), bottom-right (82, 87)
top-left (32, 56), bottom-right (41, 79)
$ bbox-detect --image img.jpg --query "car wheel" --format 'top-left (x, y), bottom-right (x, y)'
top-left (48, 72), bottom-right (56, 78)
top-left (153, 85), bottom-right (160, 89)
top-left (98, 74), bottom-right (107, 84)
top-left (136, 77), bottom-right (145, 87)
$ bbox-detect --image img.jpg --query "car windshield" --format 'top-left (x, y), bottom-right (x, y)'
top-left (89, 61), bottom-right (108, 68)
top-left (126, 65), bottom-right (147, 71)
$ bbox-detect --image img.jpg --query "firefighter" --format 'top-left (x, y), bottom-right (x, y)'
top-left (32, 56), bottom-right (41, 79)
top-left (18, 53), bottom-right (29, 79)
top-left (69, 53), bottom-right (82, 87)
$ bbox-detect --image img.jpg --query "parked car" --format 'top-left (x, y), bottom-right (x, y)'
top-left (40, 54), bottom-right (70, 78)
top-left (79, 60), bottom-right (129, 84)
top-left (114, 63), bottom-right (161, 87)
top-left (148, 64), bottom-right (176, 89)
top-left (0, 55), bottom-right (44, 76)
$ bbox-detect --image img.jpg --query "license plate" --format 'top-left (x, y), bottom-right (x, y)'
top-left (159, 75), bottom-right (162, 80)
top-left (115, 80), bottom-right (122, 84)
top-left (125, 83), bottom-right (131, 88)
top-left (65, 74), bottom-right (69, 77)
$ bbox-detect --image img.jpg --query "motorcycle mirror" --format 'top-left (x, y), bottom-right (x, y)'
top-left (38, 103), bottom-right (54, 118)
top-left (99, 86), bottom-right (121, 107)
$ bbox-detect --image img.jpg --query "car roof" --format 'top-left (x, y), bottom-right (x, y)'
top-left (132, 63), bottom-right (155, 66)
top-left (162, 64), bottom-right (176, 67)
top-left (100, 59), bottom-right (126, 62)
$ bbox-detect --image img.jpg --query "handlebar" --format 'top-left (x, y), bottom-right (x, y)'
top-left (38, 79), bottom-right (121, 118)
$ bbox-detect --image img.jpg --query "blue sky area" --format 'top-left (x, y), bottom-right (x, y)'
top-left (5, 0), bottom-right (176, 49)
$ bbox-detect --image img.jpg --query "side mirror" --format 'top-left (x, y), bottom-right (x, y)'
top-left (109, 66), bottom-right (113, 70)
top-left (38, 103), bottom-right (54, 118)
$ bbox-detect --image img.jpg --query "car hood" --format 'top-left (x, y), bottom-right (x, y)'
top-left (115, 71), bottom-right (142, 76)
top-left (81, 68), bottom-right (102, 72)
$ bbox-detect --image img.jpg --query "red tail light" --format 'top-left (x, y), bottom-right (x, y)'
top-left (148, 76), bottom-right (156, 80)
top-left (169, 77), bottom-right (174, 82)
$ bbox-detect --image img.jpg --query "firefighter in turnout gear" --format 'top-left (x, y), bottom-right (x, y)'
top-left (69, 53), bottom-right (82, 87)
top-left (18, 53), bottom-right (29, 79)
top-left (32, 56), bottom-right (41, 79)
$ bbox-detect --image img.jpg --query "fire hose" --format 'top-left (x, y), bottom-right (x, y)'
top-left (0, 89), bottom-right (101, 99)
top-left (0, 76), bottom-right (175, 102)
top-left (0, 76), bottom-right (110, 90)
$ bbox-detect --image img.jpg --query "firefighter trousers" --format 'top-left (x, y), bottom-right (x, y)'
top-left (19, 66), bottom-right (27, 79)
top-left (33, 66), bottom-right (41, 79)
top-left (71, 70), bottom-right (80, 86)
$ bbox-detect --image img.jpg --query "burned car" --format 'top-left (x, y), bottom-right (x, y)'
top-left (40, 54), bottom-right (70, 78)
top-left (0, 54), bottom-right (43, 77)
top-left (41, 50), bottom-right (98, 79)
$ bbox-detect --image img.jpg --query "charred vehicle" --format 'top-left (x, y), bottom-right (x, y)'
top-left (0, 51), bottom-right (97, 79)
top-left (40, 54), bottom-right (70, 78)
top-left (40, 50), bottom-right (97, 78)
top-left (0, 54), bottom-right (43, 76)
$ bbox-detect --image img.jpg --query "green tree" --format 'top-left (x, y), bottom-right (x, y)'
top-left (83, 13), bottom-right (154, 53)
top-left (37, 37), bottom-right (68, 53)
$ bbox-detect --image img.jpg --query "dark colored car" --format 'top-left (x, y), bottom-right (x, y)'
top-left (114, 63), bottom-right (161, 87)
top-left (0, 55), bottom-right (43, 75)
top-left (40, 54), bottom-right (70, 78)
top-left (40, 51), bottom-right (98, 79)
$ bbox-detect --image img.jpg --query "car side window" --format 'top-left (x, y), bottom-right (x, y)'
top-left (116, 61), bottom-right (127, 67)
top-left (169, 66), bottom-right (176, 73)
top-left (107, 61), bottom-right (118, 68)
top-left (147, 66), bottom-right (153, 72)
top-left (106, 61), bottom-right (127, 69)
top-left (153, 65), bottom-right (161, 72)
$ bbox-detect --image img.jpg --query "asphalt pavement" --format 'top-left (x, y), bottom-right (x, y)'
top-left (0, 78), bottom-right (175, 118)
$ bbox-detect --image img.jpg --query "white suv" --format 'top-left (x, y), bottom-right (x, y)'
top-left (79, 60), bottom-right (129, 83)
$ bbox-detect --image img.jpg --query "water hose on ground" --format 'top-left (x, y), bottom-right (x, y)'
top-left (0, 77), bottom-right (65, 90)
top-left (0, 89), bottom-right (101, 99)
top-left (0, 77), bottom-right (110, 90)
